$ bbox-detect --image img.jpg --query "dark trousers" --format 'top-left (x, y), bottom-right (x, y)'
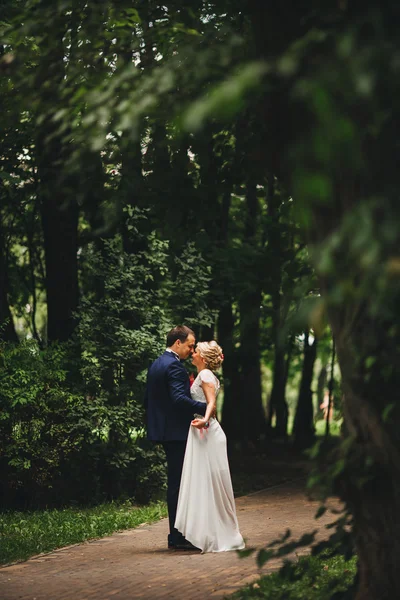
top-left (162, 441), bottom-right (187, 544)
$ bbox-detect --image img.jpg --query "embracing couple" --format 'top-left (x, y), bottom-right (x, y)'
top-left (145, 325), bottom-right (245, 553)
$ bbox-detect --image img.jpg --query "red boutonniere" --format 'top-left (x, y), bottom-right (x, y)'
top-left (189, 373), bottom-right (195, 387)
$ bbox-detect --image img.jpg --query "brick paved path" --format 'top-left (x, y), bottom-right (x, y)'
top-left (0, 480), bottom-right (338, 600)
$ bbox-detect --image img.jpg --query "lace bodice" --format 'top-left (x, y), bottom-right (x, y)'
top-left (190, 369), bottom-right (220, 403)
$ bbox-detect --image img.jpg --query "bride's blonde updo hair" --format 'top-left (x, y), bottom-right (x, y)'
top-left (196, 341), bottom-right (224, 371)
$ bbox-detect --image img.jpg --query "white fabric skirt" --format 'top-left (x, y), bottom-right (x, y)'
top-left (175, 418), bottom-right (245, 553)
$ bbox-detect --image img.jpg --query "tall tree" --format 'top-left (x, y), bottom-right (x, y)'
top-left (237, 181), bottom-right (266, 441)
top-left (33, 7), bottom-right (79, 342)
top-left (265, 185), bottom-right (291, 437)
top-left (0, 216), bottom-right (17, 342)
top-left (247, 1), bottom-right (400, 597)
top-left (292, 331), bottom-right (318, 448)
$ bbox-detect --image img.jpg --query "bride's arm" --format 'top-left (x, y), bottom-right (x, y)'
top-left (191, 382), bottom-right (216, 429)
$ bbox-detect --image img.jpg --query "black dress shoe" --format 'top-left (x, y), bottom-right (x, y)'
top-left (168, 540), bottom-right (200, 550)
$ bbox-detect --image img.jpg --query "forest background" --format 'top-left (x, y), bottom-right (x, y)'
top-left (1, 2), bottom-right (400, 599)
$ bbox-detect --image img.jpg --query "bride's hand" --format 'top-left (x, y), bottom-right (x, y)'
top-left (191, 418), bottom-right (207, 429)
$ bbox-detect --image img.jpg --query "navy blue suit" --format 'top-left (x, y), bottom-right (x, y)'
top-left (145, 350), bottom-right (206, 442)
top-left (145, 350), bottom-right (206, 545)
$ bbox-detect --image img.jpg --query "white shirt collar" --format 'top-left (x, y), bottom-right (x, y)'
top-left (166, 348), bottom-right (180, 360)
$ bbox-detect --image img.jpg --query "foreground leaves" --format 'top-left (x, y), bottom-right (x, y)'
top-left (233, 551), bottom-right (356, 600)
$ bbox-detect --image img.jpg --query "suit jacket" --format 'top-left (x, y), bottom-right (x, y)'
top-left (145, 351), bottom-right (207, 441)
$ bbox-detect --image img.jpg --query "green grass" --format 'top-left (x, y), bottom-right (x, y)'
top-left (0, 500), bottom-right (167, 565)
top-left (314, 419), bottom-right (342, 437)
top-left (0, 447), bottom-right (307, 567)
top-left (231, 552), bottom-right (356, 600)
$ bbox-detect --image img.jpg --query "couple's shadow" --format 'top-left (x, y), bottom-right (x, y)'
top-left (128, 547), bottom-right (201, 556)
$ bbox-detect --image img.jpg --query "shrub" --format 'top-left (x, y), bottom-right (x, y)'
top-left (0, 339), bottom-right (166, 509)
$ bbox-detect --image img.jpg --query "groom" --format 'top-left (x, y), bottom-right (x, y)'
top-left (145, 325), bottom-right (207, 549)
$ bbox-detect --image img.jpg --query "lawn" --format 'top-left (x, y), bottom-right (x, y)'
top-left (0, 500), bottom-right (167, 565)
top-left (232, 551), bottom-right (356, 600)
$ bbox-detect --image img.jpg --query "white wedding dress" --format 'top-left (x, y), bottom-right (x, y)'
top-left (175, 369), bottom-right (245, 553)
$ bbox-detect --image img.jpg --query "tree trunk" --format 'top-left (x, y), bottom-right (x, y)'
top-left (237, 181), bottom-right (267, 442)
top-left (40, 182), bottom-right (79, 343)
top-left (332, 317), bottom-right (400, 600)
top-left (0, 217), bottom-right (17, 342)
top-left (267, 290), bottom-right (289, 437)
top-left (307, 199), bottom-right (400, 600)
top-left (324, 337), bottom-right (336, 438)
top-left (317, 365), bottom-right (327, 417)
top-left (239, 288), bottom-right (266, 442)
top-left (120, 134), bottom-right (144, 253)
top-left (264, 178), bottom-right (290, 438)
top-left (310, 197), bottom-right (400, 598)
top-left (200, 324), bottom-right (214, 341)
top-left (219, 301), bottom-right (241, 440)
top-left (268, 341), bottom-right (289, 437)
top-left (26, 208), bottom-right (41, 345)
top-left (216, 170), bottom-right (240, 438)
top-left (247, 1), bottom-right (400, 595)
top-left (35, 19), bottom-right (79, 343)
top-left (293, 332), bottom-right (318, 448)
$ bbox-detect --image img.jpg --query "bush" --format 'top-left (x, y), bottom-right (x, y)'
top-left (0, 212), bottom-right (214, 509)
top-left (0, 339), bottom-right (166, 509)
top-left (233, 551), bottom-right (357, 600)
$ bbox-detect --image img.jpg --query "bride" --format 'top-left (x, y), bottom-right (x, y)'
top-left (175, 341), bottom-right (245, 553)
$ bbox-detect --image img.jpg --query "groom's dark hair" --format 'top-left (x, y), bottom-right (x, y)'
top-left (167, 325), bottom-right (195, 347)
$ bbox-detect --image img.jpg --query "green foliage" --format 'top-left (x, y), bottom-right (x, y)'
top-left (0, 340), bottom-right (88, 501)
top-left (0, 205), bottom-right (214, 508)
top-left (0, 337), bottom-right (167, 509)
top-left (2, 1), bottom-right (400, 594)
top-left (78, 208), bottom-right (214, 393)
top-left (78, 214), bottom-right (171, 397)
top-left (233, 551), bottom-right (356, 600)
top-left (239, 528), bottom-right (319, 572)
top-left (167, 242), bottom-right (216, 327)
top-left (0, 500), bottom-right (167, 565)
top-left (0, 0), bottom-right (340, 514)
top-left (183, 62), bottom-right (267, 131)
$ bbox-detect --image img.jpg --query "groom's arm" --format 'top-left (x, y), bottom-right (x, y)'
top-left (167, 362), bottom-right (206, 416)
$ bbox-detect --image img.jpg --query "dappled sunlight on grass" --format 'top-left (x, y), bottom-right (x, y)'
top-left (0, 501), bottom-right (167, 565)
top-left (314, 419), bottom-right (342, 437)
top-left (232, 551), bottom-right (356, 599)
